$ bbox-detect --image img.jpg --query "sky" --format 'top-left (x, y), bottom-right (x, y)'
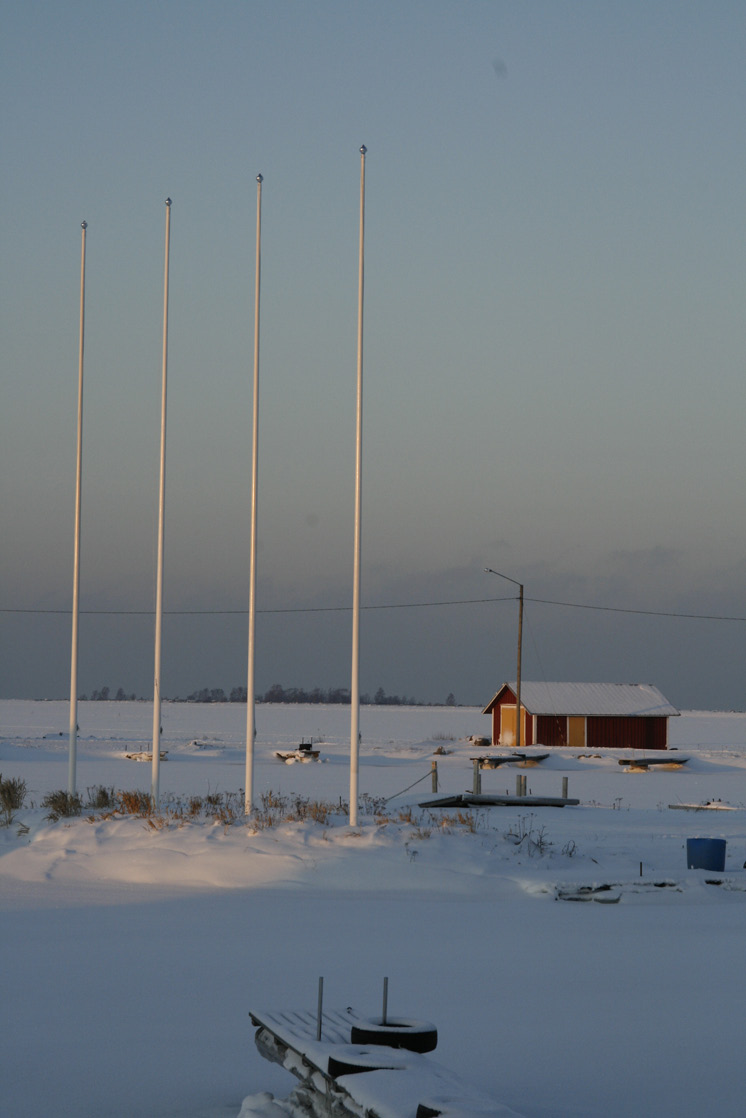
top-left (1, 0), bottom-right (744, 709)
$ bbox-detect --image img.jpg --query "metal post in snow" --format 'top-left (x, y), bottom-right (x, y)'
top-left (316, 976), bottom-right (324, 1041)
top-left (349, 145), bottom-right (366, 826)
top-left (68, 221), bottom-right (87, 796)
top-left (245, 174), bottom-right (263, 815)
top-left (431, 760), bottom-right (438, 793)
top-left (151, 198), bottom-right (171, 807)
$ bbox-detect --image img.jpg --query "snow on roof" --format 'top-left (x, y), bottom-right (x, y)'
top-left (484, 682), bottom-right (679, 718)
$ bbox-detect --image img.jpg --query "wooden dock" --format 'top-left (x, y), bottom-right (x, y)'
top-left (420, 793), bottom-right (579, 809)
top-left (618, 756), bottom-right (688, 771)
top-left (470, 753), bottom-right (550, 770)
top-left (249, 1005), bottom-right (522, 1118)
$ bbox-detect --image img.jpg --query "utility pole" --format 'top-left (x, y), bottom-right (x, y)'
top-left (485, 568), bottom-right (524, 752)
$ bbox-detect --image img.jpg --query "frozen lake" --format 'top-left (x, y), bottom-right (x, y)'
top-left (2, 701), bottom-right (746, 1117)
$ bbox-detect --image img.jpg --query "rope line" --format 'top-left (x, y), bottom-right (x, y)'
top-left (383, 770), bottom-right (433, 803)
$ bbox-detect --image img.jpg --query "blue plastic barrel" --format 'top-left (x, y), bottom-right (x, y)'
top-left (686, 838), bottom-right (726, 871)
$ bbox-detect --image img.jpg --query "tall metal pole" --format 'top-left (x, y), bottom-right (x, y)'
top-left (485, 567), bottom-right (524, 752)
top-left (349, 145), bottom-right (366, 827)
top-left (152, 198), bottom-right (172, 806)
top-left (516, 583), bottom-right (523, 754)
top-left (245, 173), bottom-right (263, 815)
top-left (67, 221), bottom-right (87, 796)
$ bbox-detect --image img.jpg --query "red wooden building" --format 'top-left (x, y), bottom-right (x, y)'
top-left (482, 681), bottom-right (679, 750)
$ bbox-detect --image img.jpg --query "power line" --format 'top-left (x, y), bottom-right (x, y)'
top-left (0, 596), bottom-right (515, 616)
top-left (1, 594), bottom-right (744, 622)
top-left (525, 596), bottom-right (746, 623)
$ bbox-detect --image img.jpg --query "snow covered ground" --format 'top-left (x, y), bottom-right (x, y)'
top-left (2, 700), bottom-right (746, 1118)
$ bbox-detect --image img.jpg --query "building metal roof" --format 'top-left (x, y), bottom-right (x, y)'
top-left (483, 682), bottom-right (679, 718)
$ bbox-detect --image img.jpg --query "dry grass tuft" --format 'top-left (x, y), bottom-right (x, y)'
top-left (42, 789), bottom-right (83, 822)
top-left (1, 774), bottom-right (27, 826)
top-left (86, 786), bottom-right (116, 810)
top-left (118, 789), bottom-right (153, 816)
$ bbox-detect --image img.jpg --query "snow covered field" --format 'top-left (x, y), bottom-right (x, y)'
top-left (2, 700), bottom-right (746, 1118)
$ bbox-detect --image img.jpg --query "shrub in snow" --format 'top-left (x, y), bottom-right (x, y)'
top-left (86, 785), bottom-right (116, 810)
top-left (42, 789), bottom-right (82, 822)
top-left (0, 774), bottom-right (27, 826)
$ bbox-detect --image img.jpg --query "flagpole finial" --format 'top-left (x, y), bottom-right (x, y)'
top-left (81, 221), bottom-right (87, 229)
top-left (165, 197), bottom-right (172, 207)
top-left (257, 173), bottom-right (263, 183)
top-left (360, 145), bottom-right (367, 155)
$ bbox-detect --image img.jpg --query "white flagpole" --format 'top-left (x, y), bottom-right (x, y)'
top-left (152, 198), bottom-right (172, 806)
top-left (245, 173), bottom-right (263, 815)
top-left (67, 221), bottom-right (87, 796)
top-left (349, 145), bottom-right (366, 826)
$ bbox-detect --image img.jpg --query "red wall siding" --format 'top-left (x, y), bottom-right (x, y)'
top-left (587, 717), bottom-right (667, 751)
top-left (536, 715), bottom-right (568, 748)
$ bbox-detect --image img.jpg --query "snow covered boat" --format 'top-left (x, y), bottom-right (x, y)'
top-left (275, 739), bottom-right (321, 763)
top-left (275, 748), bottom-right (320, 763)
top-left (668, 801), bottom-right (738, 811)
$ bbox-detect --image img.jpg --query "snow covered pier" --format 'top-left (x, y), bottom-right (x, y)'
top-left (420, 793), bottom-right (579, 809)
top-left (249, 1005), bottom-right (523, 1118)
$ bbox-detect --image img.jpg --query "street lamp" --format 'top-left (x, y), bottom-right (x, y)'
top-left (485, 568), bottom-right (524, 753)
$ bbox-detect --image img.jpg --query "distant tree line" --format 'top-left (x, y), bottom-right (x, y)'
top-left (185, 687), bottom-right (248, 704)
top-left (78, 684), bottom-right (458, 706)
top-left (184, 684), bottom-right (430, 706)
top-left (79, 687), bottom-right (137, 701)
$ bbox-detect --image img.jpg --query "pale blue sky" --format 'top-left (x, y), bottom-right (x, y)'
top-left (1, 1), bottom-right (744, 707)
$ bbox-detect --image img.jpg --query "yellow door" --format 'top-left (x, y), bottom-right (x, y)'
top-left (500, 705), bottom-right (516, 747)
top-left (568, 717), bottom-right (585, 749)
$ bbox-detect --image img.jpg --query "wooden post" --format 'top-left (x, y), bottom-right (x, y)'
top-left (382, 976), bottom-right (388, 1025)
top-left (431, 760), bottom-right (438, 793)
top-left (562, 776), bottom-right (569, 800)
top-left (472, 759), bottom-right (481, 795)
top-left (316, 976), bottom-right (324, 1041)
top-left (516, 774), bottom-right (522, 797)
